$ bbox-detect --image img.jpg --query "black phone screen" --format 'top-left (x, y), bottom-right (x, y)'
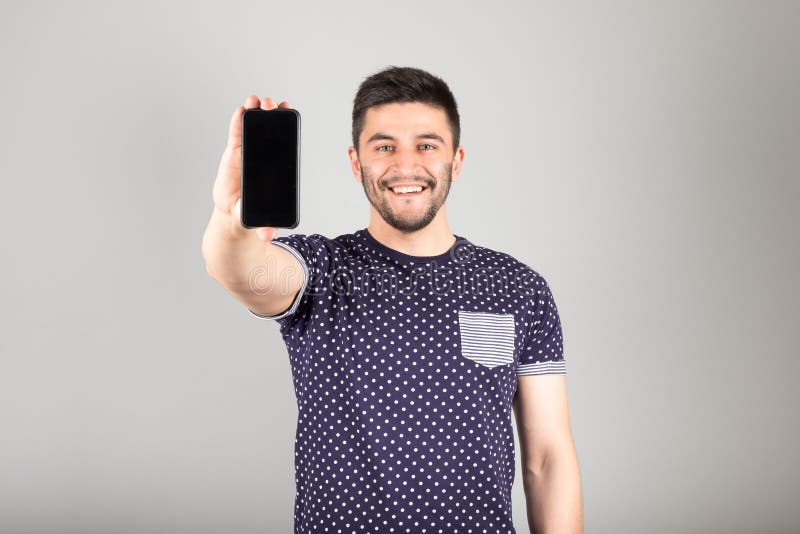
top-left (241, 108), bottom-right (300, 228)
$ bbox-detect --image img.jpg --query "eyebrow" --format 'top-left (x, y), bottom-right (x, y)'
top-left (366, 132), bottom-right (447, 144)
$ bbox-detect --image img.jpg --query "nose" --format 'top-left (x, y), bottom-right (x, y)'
top-left (388, 147), bottom-right (422, 177)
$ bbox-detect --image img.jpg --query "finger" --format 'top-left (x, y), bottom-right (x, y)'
top-left (227, 106), bottom-right (245, 150)
top-left (261, 96), bottom-right (277, 110)
top-left (256, 227), bottom-right (279, 242)
top-left (244, 94), bottom-right (260, 109)
top-left (277, 100), bottom-right (292, 109)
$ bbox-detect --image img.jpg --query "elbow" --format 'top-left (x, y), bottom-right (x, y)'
top-left (520, 444), bottom-right (551, 479)
top-left (522, 441), bottom-right (578, 479)
top-left (522, 456), bottom-right (549, 479)
top-left (522, 441), bottom-right (577, 479)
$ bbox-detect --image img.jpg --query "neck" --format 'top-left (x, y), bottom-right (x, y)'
top-left (366, 207), bottom-right (456, 257)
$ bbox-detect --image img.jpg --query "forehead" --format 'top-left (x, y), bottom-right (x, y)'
top-left (361, 102), bottom-right (450, 143)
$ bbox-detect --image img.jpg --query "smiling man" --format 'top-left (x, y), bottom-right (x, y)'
top-left (202, 66), bottom-right (583, 533)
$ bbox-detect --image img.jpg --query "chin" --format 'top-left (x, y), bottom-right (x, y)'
top-left (384, 213), bottom-right (438, 233)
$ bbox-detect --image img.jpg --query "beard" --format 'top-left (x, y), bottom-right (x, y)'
top-left (360, 164), bottom-right (453, 233)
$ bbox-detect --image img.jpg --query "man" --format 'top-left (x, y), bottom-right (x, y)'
top-left (202, 67), bottom-right (582, 533)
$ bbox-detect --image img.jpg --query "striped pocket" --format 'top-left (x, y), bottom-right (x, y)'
top-left (457, 310), bottom-right (516, 368)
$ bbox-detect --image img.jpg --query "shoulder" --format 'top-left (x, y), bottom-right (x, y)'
top-left (461, 237), bottom-right (553, 294)
top-left (270, 230), bottom-right (375, 272)
top-left (272, 229), bottom-right (361, 254)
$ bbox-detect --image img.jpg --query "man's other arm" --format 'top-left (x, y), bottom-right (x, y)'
top-left (513, 374), bottom-right (583, 533)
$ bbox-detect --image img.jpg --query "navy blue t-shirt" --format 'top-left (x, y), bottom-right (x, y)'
top-left (250, 228), bottom-right (565, 533)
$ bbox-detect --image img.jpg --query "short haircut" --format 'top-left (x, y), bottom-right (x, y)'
top-left (352, 66), bottom-right (461, 151)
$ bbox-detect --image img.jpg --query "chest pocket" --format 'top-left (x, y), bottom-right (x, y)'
top-left (457, 310), bottom-right (516, 368)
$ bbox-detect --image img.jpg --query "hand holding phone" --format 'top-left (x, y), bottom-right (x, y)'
top-left (211, 96), bottom-right (295, 243)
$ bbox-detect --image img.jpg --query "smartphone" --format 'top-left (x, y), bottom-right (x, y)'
top-left (241, 108), bottom-right (301, 228)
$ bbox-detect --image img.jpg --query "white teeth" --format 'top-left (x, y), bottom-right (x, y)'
top-left (391, 186), bottom-right (423, 193)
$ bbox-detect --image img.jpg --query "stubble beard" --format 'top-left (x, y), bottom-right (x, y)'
top-left (360, 165), bottom-right (453, 233)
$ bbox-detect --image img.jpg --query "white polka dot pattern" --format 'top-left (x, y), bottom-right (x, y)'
top-left (248, 228), bottom-right (566, 533)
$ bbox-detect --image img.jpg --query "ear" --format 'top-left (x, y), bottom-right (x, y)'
top-left (348, 146), bottom-right (362, 182)
top-left (450, 146), bottom-right (465, 183)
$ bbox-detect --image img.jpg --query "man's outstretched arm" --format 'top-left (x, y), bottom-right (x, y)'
top-left (202, 95), bottom-right (304, 317)
top-left (513, 374), bottom-right (583, 533)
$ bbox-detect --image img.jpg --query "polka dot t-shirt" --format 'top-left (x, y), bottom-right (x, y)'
top-left (250, 228), bottom-right (566, 533)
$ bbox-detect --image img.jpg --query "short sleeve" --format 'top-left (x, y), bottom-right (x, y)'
top-left (516, 274), bottom-right (566, 376)
top-left (247, 233), bottom-right (336, 333)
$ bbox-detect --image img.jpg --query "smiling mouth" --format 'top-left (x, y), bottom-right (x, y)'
top-left (388, 184), bottom-right (428, 195)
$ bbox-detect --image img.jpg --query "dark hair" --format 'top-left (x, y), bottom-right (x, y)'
top-left (352, 66), bottom-right (460, 151)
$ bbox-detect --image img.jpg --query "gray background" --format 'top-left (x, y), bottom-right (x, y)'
top-left (2, 1), bottom-right (798, 532)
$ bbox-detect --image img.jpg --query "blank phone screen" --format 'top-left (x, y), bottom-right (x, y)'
top-left (241, 108), bottom-right (300, 228)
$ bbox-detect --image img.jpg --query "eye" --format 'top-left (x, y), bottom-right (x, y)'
top-left (377, 145), bottom-right (395, 152)
top-left (419, 143), bottom-right (436, 151)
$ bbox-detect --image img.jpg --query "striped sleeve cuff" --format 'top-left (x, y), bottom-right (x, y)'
top-left (248, 240), bottom-right (309, 321)
top-left (516, 360), bottom-right (567, 376)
